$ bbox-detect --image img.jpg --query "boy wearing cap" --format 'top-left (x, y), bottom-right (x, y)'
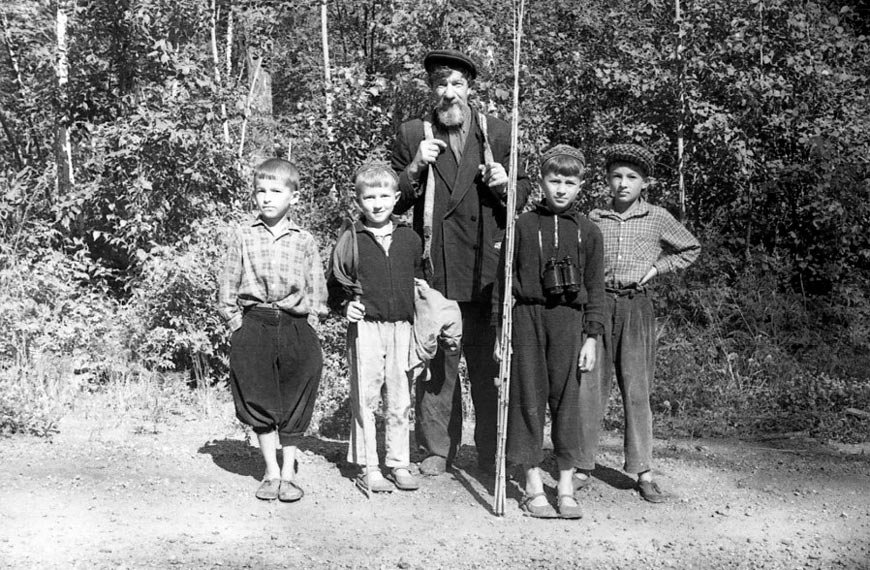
top-left (217, 158), bottom-right (327, 503)
top-left (328, 162), bottom-right (424, 493)
top-left (576, 144), bottom-right (700, 502)
top-left (494, 145), bottom-right (605, 519)
top-left (391, 49), bottom-right (531, 476)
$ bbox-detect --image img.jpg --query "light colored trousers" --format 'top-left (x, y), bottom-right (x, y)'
top-left (346, 320), bottom-right (413, 469)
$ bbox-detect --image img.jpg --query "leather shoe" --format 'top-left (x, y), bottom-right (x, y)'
top-left (573, 473), bottom-right (592, 491)
top-left (637, 480), bottom-right (672, 503)
top-left (255, 478), bottom-right (280, 501)
top-left (387, 468), bottom-right (420, 491)
top-left (278, 479), bottom-right (304, 502)
top-left (419, 455), bottom-right (447, 476)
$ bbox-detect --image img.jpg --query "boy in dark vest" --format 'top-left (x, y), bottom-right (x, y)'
top-left (328, 162), bottom-right (424, 493)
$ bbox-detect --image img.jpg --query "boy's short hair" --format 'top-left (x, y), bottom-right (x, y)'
top-left (253, 158), bottom-right (300, 193)
top-left (540, 144), bottom-right (585, 178)
top-left (354, 161), bottom-right (399, 195)
top-left (603, 144), bottom-right (656, 177)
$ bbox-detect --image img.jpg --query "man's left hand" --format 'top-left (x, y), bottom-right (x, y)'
top-left (479, 162), bottom-right (508, 194)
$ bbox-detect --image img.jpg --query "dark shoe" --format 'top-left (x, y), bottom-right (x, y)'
top-left (520, 493), bottom-right (558, 519)
top-left (255, 478), bottom-right (280, 501)
top-left (419, 455), bottom-right (448, 476)
top-left (637, 480), bottom-right (672, 503)
top-left (355, 472), bottom-right (395, 494)
top-left (387, 468), bottom-right (420, 491)
top-left (557, 494), bottom-right (583, 519)
top-left (278, 479), bottom-right (304, 502)
top-left (573, 473), bottom-right (592, 491)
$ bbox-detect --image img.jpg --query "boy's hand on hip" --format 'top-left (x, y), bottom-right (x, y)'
top-left (578, 337), bottom-right (597, 372)
top-left (346, 301), bottom-right (366, 323)
top-left (639, 266), bottom-right (658, 286)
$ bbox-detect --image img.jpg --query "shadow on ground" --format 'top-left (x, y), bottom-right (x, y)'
top-left (198, 435), bottom-right (348, 481)
top-left (198, 439), bottom-right (262, 480)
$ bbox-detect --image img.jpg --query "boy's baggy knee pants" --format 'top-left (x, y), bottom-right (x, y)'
top-left (229, 307), bottom-right (323, 447)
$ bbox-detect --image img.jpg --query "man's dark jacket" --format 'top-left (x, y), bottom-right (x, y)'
top-left (390, 109), bottom-right (531, 303)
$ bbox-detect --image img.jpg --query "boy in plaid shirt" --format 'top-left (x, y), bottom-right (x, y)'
top-left (217, 158), bottom-right (328, 503)
top-left (576, 144), bottom-right (700, 502)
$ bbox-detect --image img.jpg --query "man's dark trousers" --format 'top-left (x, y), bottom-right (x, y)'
top-left (415, 301), bottom-right (497, 466)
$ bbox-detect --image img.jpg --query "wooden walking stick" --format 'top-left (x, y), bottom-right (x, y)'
top-left (352, 294), bottom-right (372, 500)
top-left (329, 219), bottom-right (371, 498)
top-left (493, 0), bottom-right (526, 517)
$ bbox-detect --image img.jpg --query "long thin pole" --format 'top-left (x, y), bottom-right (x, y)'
top-left (675, 0), bottom-right (686, 222)
top-left (321, 0), bottom-right (334, 143)
top-left (493, 0), bottom-right (525, 517)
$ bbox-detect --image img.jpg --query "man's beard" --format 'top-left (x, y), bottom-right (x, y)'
top-left (435, 100), bottom-right (467, 129)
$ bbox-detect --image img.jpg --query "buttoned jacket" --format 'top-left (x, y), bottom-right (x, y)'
top-left (391, 109), bottom-right (530, 303)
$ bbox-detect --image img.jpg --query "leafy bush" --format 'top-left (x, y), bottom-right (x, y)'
top-left (125, 213), bottom-right (241, 383)
top-left (0, 249), bottom-right (126, 435)
top-left (650, 240), bottom-right (870, 442)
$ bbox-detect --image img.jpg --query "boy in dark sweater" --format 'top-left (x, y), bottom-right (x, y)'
top-left (494, 145), bottom-right (606, 519)
top-left (328, 162), bottom-right (424, 494)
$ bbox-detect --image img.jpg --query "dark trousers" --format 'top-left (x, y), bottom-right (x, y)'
top-left (229, 308), bottom-right (323, 447)
top-left (415, 302), bottom-right (498, 464)
top-left (506, 303), bottom-right (584, 471)
top-left (577, 292), bottom-right (655, 473)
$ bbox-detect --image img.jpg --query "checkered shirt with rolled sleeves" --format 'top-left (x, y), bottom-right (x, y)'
top-left (589, 199), bottom-right (700, 289)
top-left (217, 216), bottom-right (329, 332)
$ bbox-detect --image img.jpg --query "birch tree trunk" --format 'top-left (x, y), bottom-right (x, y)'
top-left (237, 46), bottom-right (274, 160)
top-left (321, 0), bottom-right (334, 142)
top-left (210, 0), bottom-right (230, 145)
top-left (55, 0), bottom-right (74, 198)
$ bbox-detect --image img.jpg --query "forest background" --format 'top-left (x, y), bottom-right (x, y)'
top-left (1, 0), bottom-right (869, 445)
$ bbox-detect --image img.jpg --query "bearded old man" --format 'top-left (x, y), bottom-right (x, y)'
top-left (391, 49), bottom-right (531, 475)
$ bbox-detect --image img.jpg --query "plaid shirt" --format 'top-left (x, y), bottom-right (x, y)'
top-left (217, 215), bottom-right (328, 331)
top-left (589, 199), bottom-right (700, 289)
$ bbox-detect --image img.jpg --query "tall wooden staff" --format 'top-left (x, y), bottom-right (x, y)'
top-left (493, 0), bottom-right (526, 517)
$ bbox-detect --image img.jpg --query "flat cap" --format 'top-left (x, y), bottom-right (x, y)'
top-left (603, 143), bottom-right (655, 177)
top-left (540, 144), bottom-right (586, 168)
top-left (423, 49), bottom-right (478, 80)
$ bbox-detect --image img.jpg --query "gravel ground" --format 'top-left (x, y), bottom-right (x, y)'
top-left (1, 395), bottom-right (869, 570)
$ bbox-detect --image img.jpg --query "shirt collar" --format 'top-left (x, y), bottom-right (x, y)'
top-left (362, 221), bottom-right (393, 237)
top-left (250, 214), bottom-right (301, 232)
top-left (600, 197), bottom-right (650, 220)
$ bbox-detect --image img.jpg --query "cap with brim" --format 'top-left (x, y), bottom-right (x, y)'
top-left (603, 143), bottom-right (655, 177)
top-left (540, 144), bottom-right (586, 169)
top-left (423, 49), bottom-right (478, 80)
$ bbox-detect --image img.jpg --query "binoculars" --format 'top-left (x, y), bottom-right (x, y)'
top-left (542, 257), bottom-right (581, 297)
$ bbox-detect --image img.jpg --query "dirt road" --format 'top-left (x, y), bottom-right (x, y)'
top-left (1, 398), bottom-right (869, 569)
